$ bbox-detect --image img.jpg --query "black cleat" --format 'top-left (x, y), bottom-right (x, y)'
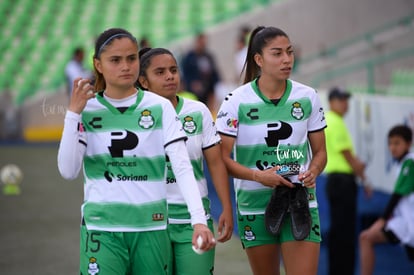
top-left (289, 185), bottom-right (311, 241)
top-left (265, 186), bottom-right (291, 235)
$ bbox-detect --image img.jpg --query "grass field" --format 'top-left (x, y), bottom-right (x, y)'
top-left (0, 144), bottom-right (250, 275)
top-left (1, 144), bottom-right (413, 274)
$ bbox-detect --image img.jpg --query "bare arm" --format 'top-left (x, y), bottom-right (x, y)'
top-left (300, 130), bottom-right (327, 188)
top-left (204, 143), bottom-right (233, 242)
top-left (342, 150), bottom-right (366, 180)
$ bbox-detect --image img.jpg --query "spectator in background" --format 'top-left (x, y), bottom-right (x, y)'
top-left (234, 25), bottom-right (250, 83)
top-left (64, 47), bottom-right (92, 97)
top-left (324, 87), bottom-right (370, 275)
top-left (359, 125), bottom-right (414, 275)
top-left (181, 32), bottom-right (221, 112)
top-left (139, 36), bottom-right (151, 49)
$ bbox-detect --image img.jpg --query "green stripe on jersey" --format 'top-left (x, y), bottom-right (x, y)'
top-left (238, 98), bottom-right (312, 125)
top-left (82, 105), bottom-right (164, 133)
top-left (83, 200), bottom-right (167, 229)
top-left (166, 157), bottom-right (204, 182)
top-left (84, 154), bottom-right (166, 181)
top-left (168, 197), bottom-right (211, 220)
top-left (236, 142), bottom-right (309, 167)
top-left (237, 188), bottom-right (273, 213)
top-left (181, 111), bottom-right (203, 136)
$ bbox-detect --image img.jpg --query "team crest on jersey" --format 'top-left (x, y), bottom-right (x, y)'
top-left (87, 257), bottom-right (99, 275)
top-left (244, 225), bottom-right (256, 241)
top-left (138, 109), bottom-right (154, 129)
top-left (183, 116), bottom-right (197, 134)
top-left (291, 102), bottom-right (304, 120)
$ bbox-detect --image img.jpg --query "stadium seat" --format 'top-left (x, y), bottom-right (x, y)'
top-left (0, 0), bottom-right (279, 103)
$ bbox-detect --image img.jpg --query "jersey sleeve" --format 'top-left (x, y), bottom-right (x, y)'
top-left (216, 95), bottom-right (239, 137)
top-left (57, 110), bottom-right (86, 180)
top-left (201, 104), bottom-right (221, 149)
top-left (165, 140), bottom-right (207, 226)
top-left (307, 90), bottom-right (327, 132)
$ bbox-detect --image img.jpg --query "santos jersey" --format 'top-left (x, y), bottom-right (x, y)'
top-left (216, 79), bottom-right (326, 215)
top-left (166, 96), bottom-right (220, 224)
top-left (393, 152), bottom-right (414, 196)
top-left (79, 90), bottom-right (186, 232)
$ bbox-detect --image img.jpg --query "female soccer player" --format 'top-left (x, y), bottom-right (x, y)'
top-left (57, 28), bottom-right (215, 274)
top-left (137, 47), bottom-right (233, 275)
top-left (216, 26), bottom-right (327, 275)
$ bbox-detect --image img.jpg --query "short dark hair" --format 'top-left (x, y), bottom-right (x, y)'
top-left (388, 124), bottom-right (412, 143)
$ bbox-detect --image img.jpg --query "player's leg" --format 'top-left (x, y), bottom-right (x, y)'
top-left (359, 219), bottom-right (388, 275)
top-left (79, 225), bottom-right (129, 275)
top-left (245, 244), bottom-right (280, 275)
top-left (238, 212), bottom-right (281, 275)
top-left (279, 207), bottom-right (321, 275)
top-left (281, 241), bottom-right (319, 275)
top-left (168, 220), bottom-right (215, 275)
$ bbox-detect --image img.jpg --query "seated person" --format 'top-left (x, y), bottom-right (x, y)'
top-left (359, 124), bottom-right (414, 275)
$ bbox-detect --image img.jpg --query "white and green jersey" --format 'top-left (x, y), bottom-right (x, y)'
top-left (216, 79), bottom-right (326, 215)
top-left (75, 90), bottom-right (186, 232)
top-left (167, 96), bottom-right (220, 224)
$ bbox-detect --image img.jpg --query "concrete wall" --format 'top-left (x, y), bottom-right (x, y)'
top-left (169, 0), bottom-right (414, 89)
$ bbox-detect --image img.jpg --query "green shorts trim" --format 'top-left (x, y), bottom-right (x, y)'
top-left (80, 225), bottom-right (170, 275)
top-left (237, 208), bottom-right (321, 249)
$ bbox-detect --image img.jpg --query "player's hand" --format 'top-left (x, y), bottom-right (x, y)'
top-left (68, 78), bottom-right (95, 114)
top-left (216, 209), bottom-right (233, 243)
top-left (192, 224), bottom-right (216, 251)
top-left (299, 170), bottom-right (316, 188)
top-left (254, 167), bottom-right (295, 188)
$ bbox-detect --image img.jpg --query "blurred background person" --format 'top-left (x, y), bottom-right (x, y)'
top-left (64, 47), bottom-right (92, 98)
top-left (234, 25), bottom-right (250, 84)
top-left (139, 36), bottom-right (151, 49)
top-left (359, 124), bottom-right (414, 275)
top-left (180, 32), bottom-right (221, 112)
top-left (324, 87), bottom-right (369, 275)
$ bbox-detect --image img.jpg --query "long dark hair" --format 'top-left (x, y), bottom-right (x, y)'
top-left (243, 26), bottom-right (289, 84)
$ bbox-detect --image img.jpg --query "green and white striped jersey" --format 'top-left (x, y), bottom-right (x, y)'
top-left (216, 79), bottom-right (326, 215)
top-left (166, 96), bottom-right (220, 224)
top-left (78, 90), bottom-right (186, 232)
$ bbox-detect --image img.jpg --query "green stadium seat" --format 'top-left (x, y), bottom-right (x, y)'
top-left (0, 0), bottom-right (278, 102)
